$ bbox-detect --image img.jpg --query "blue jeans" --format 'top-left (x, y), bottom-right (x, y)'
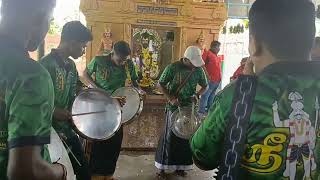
top-left (199, 81), bottom-right (220, 113)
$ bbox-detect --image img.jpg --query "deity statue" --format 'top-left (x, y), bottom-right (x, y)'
top-left (195, 30), bottom-right (206, 53)
top-left (139, 32), bottom-right (156, 88)
top-left (131, 28), bottom-right (162, 94)
top-left (97, 26), bottom-right (113, 56)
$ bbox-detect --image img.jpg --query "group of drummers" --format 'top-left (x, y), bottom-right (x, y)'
top-left (38, 20), bottom-right (209, 180)
top-left (0, 0), bottom-right (209, 179)
top-left (2, 0), bottom-right (320, 180)
top-left (38, 18), bottom-right (209, 180)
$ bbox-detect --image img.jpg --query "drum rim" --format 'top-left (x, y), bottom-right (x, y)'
top-left (71, 88), bottom-right (122, 141)
top-left (48, 128), bottom-right (76, 179)
top-left (112, 86), bottom-right (144, 125)
top-left (122, 99), bottom-right (143, 125)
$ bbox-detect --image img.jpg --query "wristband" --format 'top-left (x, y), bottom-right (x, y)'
top-left (53, 162), bottom-right (67, 180)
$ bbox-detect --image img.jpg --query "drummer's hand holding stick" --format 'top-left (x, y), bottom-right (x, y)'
top-left (157, 82), bottom-right (179, 106)
top-left (52, 161), bottom-right (68, 180)
top-left (53, 108), bottom-right (72, 141)
top-left (113, 96), bottom-right (126, 107)
top-left (83, 68), bottom-right (99, 89)
top-left (53, 108), bottom-right (72, 122)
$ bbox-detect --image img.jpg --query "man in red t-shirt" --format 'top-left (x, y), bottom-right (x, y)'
top-left (199, 41), bottom-right (221, 114)
top-left (230, 57), bottom-right (248, 81)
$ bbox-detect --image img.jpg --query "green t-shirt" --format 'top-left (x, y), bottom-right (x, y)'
top-left (40, 50), bottom-right (81, 136)
top-left (191, 61), bottom-right (320, 179)
top-left (159, 60), bottom-right (208, 111)
top-left (87, 55), bottom-right (138, 93)
top-left (0, 40), bottom-right (54, 179)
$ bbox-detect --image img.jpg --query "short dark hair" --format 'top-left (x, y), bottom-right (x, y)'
top-left (249, 0), bottom-right (315, 60)
top-left (210, 41), bottom-right (221, 48)
top-left (113, 41), bottom-right (131, 57)
top-left (1, 0), bottom-right (56, 22)
top-left (61, 21), bottom-right (93, 43)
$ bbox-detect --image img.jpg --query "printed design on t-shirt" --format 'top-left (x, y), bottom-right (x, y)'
top-left (0, 130), bottom-right (6, 150)
top-left (272, 92), bottom-right (317, 180)
top-left (242, 133), bottom-right (287, 173)
top-left (67, 70), bottom-right (75, 89)
top-left (56, 68), bottom-right (65, 91)
top-left (99, 68), bottom-right (108, 81)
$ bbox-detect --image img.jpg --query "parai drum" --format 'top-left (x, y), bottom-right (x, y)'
top-left (72, 88), bottom-right (122, 140)
top-left (48, 128), bottom-right (76, 180)
top-left (112, 87), bottom-right (143, 124)
top-left (170, 106), bottom-right (202, 139)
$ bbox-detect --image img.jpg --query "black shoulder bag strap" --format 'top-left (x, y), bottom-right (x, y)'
top-left (217, 75), bottom-right (258, 180)
top-left (174, 68), bottom-right (196, 96)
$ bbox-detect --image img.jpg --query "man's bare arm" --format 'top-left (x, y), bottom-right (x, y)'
top-left (82, 68), bottom-right (98, 88)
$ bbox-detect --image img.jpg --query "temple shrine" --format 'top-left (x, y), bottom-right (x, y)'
top-left (80, 0), bottom-right (227, 150)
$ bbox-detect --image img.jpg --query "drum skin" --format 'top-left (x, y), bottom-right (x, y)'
top-left (48, 128), bottom-right (76, 180)
top-left (72, 88), bottom-right (122, 141)
top-left (171, 107), bottom-right (202, 139)
top-left (112, 87), bottom-right (143, 124)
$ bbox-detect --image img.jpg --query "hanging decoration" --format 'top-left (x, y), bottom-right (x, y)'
top-left (221, 23), bottom-right (246, 34)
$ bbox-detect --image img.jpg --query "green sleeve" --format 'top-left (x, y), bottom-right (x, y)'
top-left (159, 64), bottom-right (174, 86)
top-left (198, 67), bottom-right (209, 87)
top-left (190, 97), bottom-right (226, 169)
top-left (7, 70), bottom-right (54, 148)
top-left (87, 57), bottom-right (97, 76)
top-left (39, 58), bottom-right (55, 82)
top-left (191, 84), bottom-right (235, 169)
top-left (128, 60), bottom-right (138, 81)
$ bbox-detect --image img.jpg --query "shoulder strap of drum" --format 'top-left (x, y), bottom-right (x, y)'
top-left (175, 68), bottom-right (196, 96)
top-left (218, 75), bottom-right (258, 180)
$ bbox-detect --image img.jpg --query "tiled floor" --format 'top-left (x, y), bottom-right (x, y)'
top-left (113, 153), bottom-right (218, 180)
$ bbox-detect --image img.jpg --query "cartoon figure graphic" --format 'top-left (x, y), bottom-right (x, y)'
top-left (273, 92), bottom-right (317, 180)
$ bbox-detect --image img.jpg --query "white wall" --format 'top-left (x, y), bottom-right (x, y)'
top-left (218, 19), bottom-right (249, 88)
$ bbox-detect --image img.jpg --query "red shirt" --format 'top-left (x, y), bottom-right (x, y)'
top-left (202, 49), bottom-right (222, 83)
top-left (230, 65), bottom-right (245, 80)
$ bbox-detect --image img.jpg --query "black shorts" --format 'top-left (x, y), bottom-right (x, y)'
top-left (89, 127), bottom-right (123, 176)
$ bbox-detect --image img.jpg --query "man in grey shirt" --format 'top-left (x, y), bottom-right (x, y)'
top-left (159, 31), bottom-right (175, 77)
